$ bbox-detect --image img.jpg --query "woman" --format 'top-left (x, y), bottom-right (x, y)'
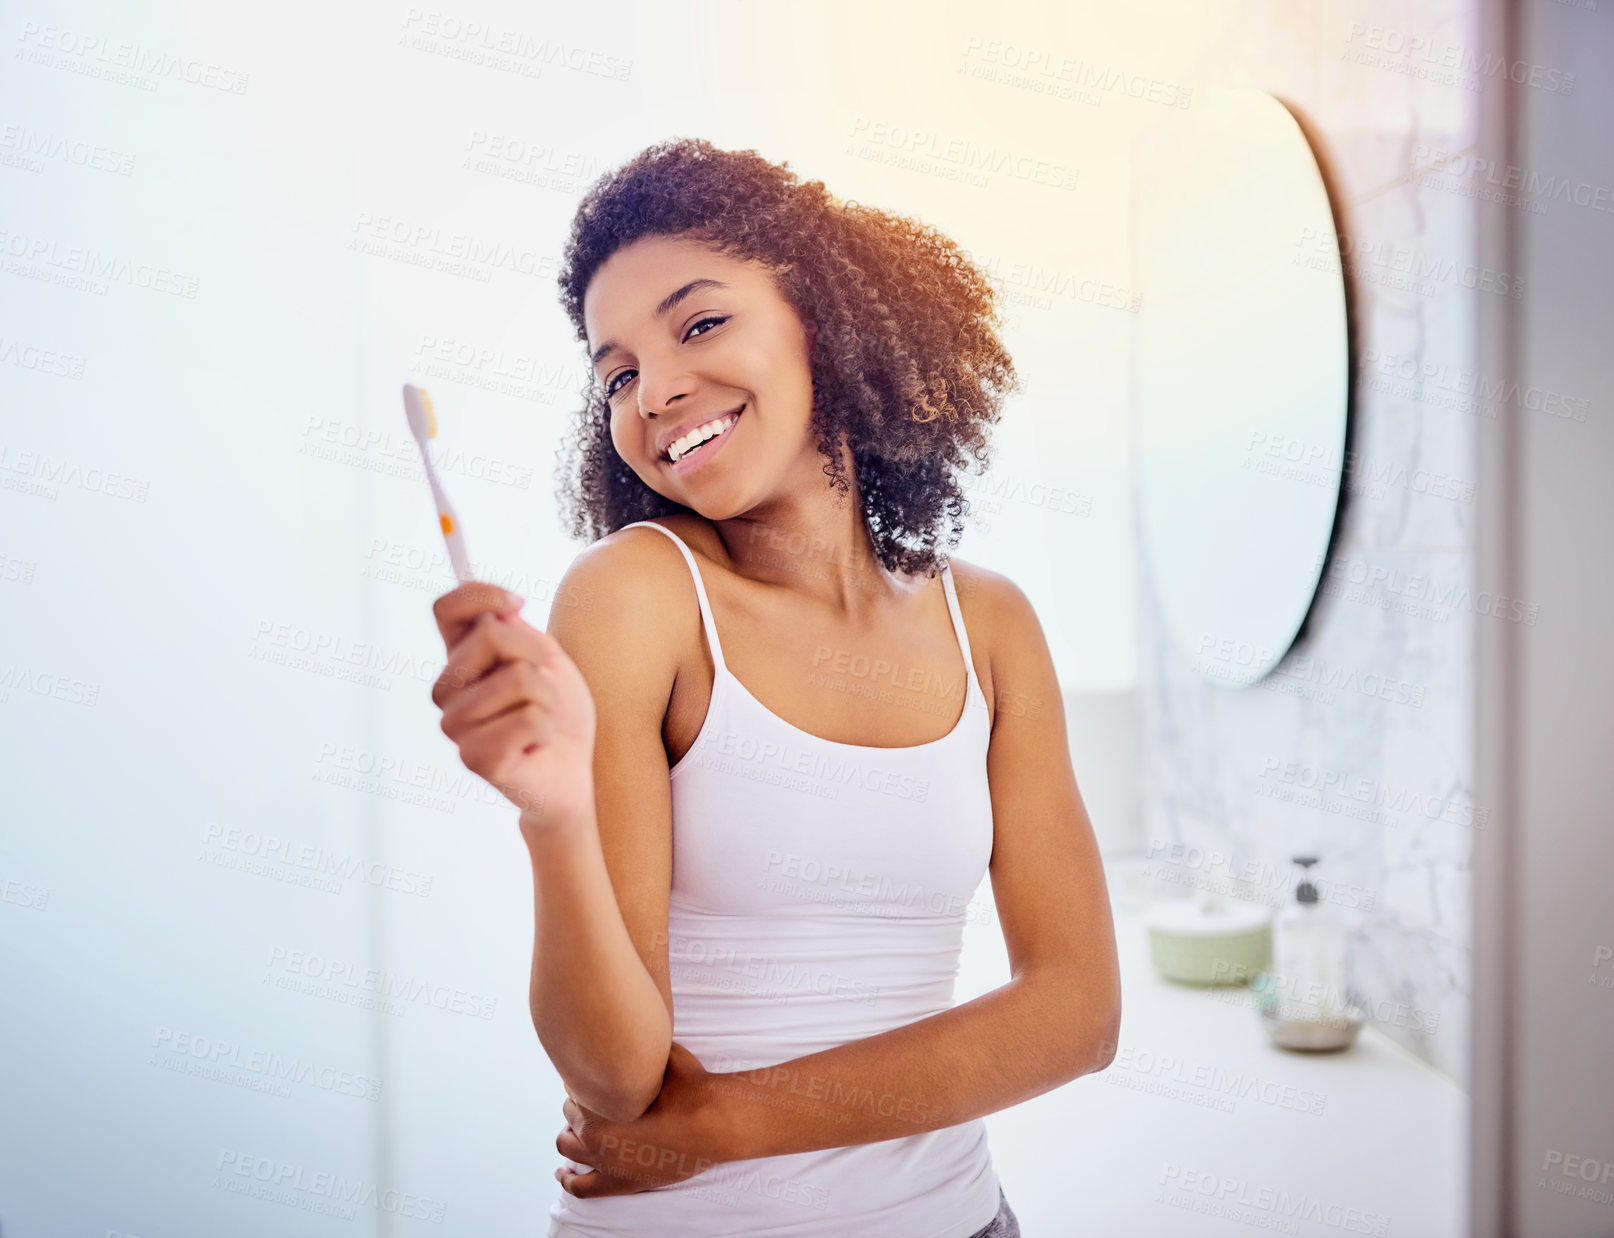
top-left (430, 138), bottom-right (1121, 1237)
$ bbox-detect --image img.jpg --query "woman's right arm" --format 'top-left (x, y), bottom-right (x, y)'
top-left (431, 532), bottom-right (679, 1124)
top-left (525, 533), bottom-right (680, 1123)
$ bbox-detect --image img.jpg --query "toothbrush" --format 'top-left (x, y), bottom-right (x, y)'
top-left (402, 383), bottom-right (473, 585)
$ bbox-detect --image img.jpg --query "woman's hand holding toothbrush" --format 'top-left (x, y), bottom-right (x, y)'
top-left (431, 582), bottom-right (598, 835)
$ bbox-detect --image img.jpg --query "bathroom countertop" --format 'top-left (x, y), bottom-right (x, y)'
top-left (963, 856), bottom-right (1469, 1237)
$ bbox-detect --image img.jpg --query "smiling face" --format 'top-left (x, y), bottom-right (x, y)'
top-left (582, 233), bottom-right (823, 518)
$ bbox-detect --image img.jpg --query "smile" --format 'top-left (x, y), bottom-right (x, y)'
top-left (664, 405), bottom-right (743, 475)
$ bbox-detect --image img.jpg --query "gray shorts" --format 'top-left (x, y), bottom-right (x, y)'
top-left (965, 1185), bottom-right (1021, 1238)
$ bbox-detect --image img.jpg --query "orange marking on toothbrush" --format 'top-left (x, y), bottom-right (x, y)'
top-left (440, 514), bottom-right (455, 535)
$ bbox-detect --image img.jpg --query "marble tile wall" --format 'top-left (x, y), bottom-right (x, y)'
top-left (1134, 0), bottom-right (1483, 1081)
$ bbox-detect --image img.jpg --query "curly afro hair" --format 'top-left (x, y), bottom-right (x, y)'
top-left (553, 137), bottom-right (1019, 578)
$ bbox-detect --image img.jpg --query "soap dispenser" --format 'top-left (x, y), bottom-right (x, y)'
top-left (1259, 854), bottom-right (1363, 1051)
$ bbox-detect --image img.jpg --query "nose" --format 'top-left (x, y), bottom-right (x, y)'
top-left (635, 353), bottom-right (695, 420)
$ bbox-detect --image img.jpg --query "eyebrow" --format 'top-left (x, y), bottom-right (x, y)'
top-left (589, 278), bottom-right (732, 369)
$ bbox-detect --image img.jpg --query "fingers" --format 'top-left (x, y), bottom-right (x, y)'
top-left (555, 1130), bottom-right (613, 1199)
top-left (554, 1110), bottom-right (621, 1200)
top-left (431, 581), bottom-right (525, 650)
top-left (452, 704), bottom-right (554, 790)
top-left (439, 658), bottom-right (551, 736)
top-left (431, 609), bottom-right (553, 712)
top-left (552, 1124), bottom-right (667, 1199)
top-left (556, 1127), bottom-right (590, 1162)
top-left (556, 1163), bottom-right (638, 1199)
top-left (555, 1166), bottom-right (593, 1197)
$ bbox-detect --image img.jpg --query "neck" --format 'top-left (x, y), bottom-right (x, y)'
top-left (709, 448), bottom-right (903, 616)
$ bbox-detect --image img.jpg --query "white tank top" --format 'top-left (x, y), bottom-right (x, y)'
top-left (547, 520), bottom-right (1002, 1238)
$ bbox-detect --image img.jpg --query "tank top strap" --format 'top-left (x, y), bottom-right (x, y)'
top-left (938, 560), bottom-right (976, 678)
top-left (617, 521), bottom-right (727, 674)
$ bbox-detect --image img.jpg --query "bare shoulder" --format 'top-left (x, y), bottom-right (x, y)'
top-left (941, 555), bottom-right (1041, 661)
top-left (942, 555), bottom-right (1054, 726)
top-left (547, 517), bottom-right (706, 697)
top-left (560, 515), bottom-right (708, 605)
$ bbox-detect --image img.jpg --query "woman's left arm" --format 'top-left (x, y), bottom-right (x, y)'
top-left (556, 570), bottom-right (1122, 1189)
top-left (704, 570), bottom-right (1122, 1160)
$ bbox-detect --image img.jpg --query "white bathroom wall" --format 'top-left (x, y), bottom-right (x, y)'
top-left (1064, 691), bottom-right (1139, 855)
top-left (0, 1), bottom-right (1152, 1233)
top-left (0, 16), bottom-right (391, 1232)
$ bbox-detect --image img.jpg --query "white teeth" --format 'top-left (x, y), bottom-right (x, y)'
top-left (667, 412), bottom-right (738, 463)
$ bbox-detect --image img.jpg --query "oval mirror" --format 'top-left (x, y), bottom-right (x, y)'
top-left (1130, 87), bottom-right (1350, 688)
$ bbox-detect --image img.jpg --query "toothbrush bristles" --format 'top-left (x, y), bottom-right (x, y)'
top-left (422, 390), bottom-right (437, 436)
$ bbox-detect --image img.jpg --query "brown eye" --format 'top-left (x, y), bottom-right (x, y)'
top-left (686, 315), bottom-right (728, 339)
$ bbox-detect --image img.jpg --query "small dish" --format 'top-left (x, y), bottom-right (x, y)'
top-left (1251, 971), bottom-right (1365, 1052)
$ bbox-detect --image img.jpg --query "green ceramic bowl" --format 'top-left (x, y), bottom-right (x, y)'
top-left (1144, 896), bottom-right (1273, 986)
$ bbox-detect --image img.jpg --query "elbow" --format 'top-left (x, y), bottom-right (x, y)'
top-left (1088, 1016), bottom-right (1121, 1073)
top-left (556, 1069), bottom-right (661, 1125)
top-left (1056, 985), bottom-right (1121, 1079)
top-left (588, 1067), bottom-right (665, 1125)
top-left (574, 1092), bottom-right (644, 1126)
top-left (1066, 1014), bottom-right (1120, 1080)
top-left (1086, 988), bottom-right (1123, 1074)
top-left (542, 1033), bottom-right (670, 1124)
top-left (531, 1001), bottom-right (672, 1124)
top-left (1030, 968), bottom-right (1122, 1081)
